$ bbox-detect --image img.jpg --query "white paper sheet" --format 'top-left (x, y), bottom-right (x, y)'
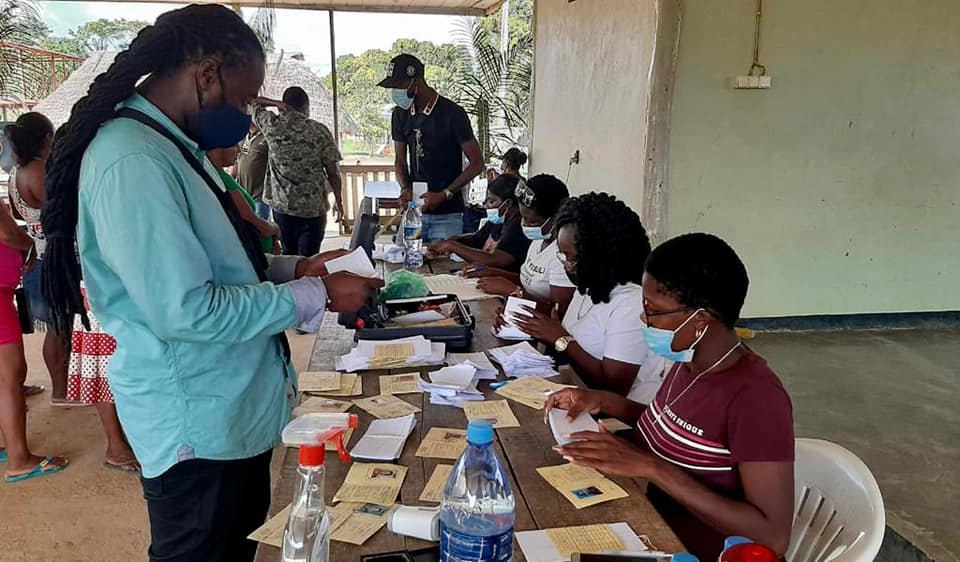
top-left (423, 274), bottom-right (497, 302)
top-left (446, 352), bottom-right (499, 380)
top-left (515, 523), bottom-right (649, 562)
top-left (412, 181), bottom-right (429, 207)
top-left (549, 409), bottom-right (601, 446)
top-left (495, 296), bottom-right (537, 340)
top-left (364, 181), bottom-right (401, 199)
top-left (350, 414), bottom-right (417, 461)
top-left (325, 247), bottom-right (377, 278)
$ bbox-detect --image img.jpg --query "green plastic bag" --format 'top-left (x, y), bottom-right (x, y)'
top-left (380, 269), bottom-right (429, 301)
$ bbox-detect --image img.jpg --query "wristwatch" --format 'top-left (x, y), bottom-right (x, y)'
top-left (442, 188), bottom-right (454, 200)
top-left (554, 335), bottom-right (575, 353)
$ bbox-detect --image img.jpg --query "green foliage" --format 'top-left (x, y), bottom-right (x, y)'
top-left (67, 18), bottom-right (148, 53)
top-left (0, 0), bottom-right (50, 101)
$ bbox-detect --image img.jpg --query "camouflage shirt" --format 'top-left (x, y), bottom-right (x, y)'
top-left (254, 106), bottom-right (341, 218)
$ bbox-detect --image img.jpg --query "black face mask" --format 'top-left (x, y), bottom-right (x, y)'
top-left (193, 69), bottom-right (252, 150)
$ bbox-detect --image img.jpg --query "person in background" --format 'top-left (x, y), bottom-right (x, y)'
top-left (513, 193), bottom-right (665, 400)
top-left (485, 147), bottom-right (527, 183)
top-left (379, 54), bottom-right (484, 242)
top-left (4, 113), bottom-right (72, 404)
top-left (39, 6), bottom-right (380, 559)
top-left (237, 121), bottom-right (270, 220)
top-left (545, 233), bottom-right (795, 560)
top-left (474, 174), bottom-right (574, 316)
top-left (254, 86), bottom-right (344, 256)
top-left (427, 174), bottom-right (530, 272)
top-left (0, 185), bottom-right (68, 482)
top-left (208, 145), bottom-right (281, 254)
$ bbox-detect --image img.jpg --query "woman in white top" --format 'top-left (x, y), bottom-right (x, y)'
top-left (4, 113), bottom-right (73, 402)
top-left (514, 192), bottom-right (665, 397)
top-left (472, 174), bottom-right (577, 317)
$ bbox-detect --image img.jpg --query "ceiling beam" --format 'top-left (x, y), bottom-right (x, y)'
top-left (47, 0), bottom-right (505, 17)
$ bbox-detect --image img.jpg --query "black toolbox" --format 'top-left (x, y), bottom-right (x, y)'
top-left (340, 293), bottom-right (475, 350)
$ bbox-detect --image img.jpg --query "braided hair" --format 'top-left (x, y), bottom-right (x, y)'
top-left (555, 192), bottom-right (650, 304)
top-left (4, 112), bottom-right (53, 165)
top-left (41, 4), bottom-right (264, 333)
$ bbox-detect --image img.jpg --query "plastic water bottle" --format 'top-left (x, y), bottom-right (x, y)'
top-left (440, 420), bottom-right (515, 561)
top-left (402, 201), bottom-right (424, 270)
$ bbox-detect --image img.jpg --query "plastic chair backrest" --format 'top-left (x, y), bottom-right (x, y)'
top-left (787, 439), bottom-right (885, 562)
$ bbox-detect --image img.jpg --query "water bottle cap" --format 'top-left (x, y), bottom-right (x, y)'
top-left (408, 201), bottom-right (417, 208)
top-left (724, 537), bottom-right (753, 550)
top-left (466, 419), bottom-right (494, 445)
top-left (671, 554), bottom-right (699, 562)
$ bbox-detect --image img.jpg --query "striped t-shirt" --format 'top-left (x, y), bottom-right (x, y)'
top-left (637, 352), bottom-right (794, 496)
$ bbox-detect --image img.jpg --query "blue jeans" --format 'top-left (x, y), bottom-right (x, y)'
top-left (21, 257), bottom-right (52, 325)
top-left (254, 201), bottom-right (271, 221)
top-left (274, 212), bottom-right (325, 256)
top-left (422, 213), bottom-right (464, 243)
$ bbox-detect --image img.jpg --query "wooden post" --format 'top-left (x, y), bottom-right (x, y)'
top-left (329, 10), bottom-right (340, 146)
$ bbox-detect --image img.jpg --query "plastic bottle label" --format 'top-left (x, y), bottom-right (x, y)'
top-left (404, 225), bottom-right (422, 241)
top-left (439, 522), bottom-right (513, 561)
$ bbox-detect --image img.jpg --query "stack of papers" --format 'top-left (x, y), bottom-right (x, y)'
top-left (446, 352), bottom-right (499, 380)
top-left (493, 296), bottom-right (536, 340)
top-left (337, 336), bottom-right (445, 372)
top-left (495, 376), bottom-right (575, 410)
top-left (516, 523), bottom-right (650, 562)
top-left (351, 414), bottom-right (417, 461)
top-left (418, 364), bottom-right (485, 408)
top-left (372, 243), bottom-right (404, 264)
top-left (423, 274), bottom-right (497, 302)
top-left (488, 342), bottom-right (557, 378)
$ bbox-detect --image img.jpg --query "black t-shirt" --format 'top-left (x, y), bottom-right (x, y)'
top-left (467, 216), bottom-right (530, 272)
top-left (392, 96), bottom-right (475, 215)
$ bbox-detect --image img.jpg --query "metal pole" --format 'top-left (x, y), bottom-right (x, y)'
top-left (328, 10), bottom-right (340, 146)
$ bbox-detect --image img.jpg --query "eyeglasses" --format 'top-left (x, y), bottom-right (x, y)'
top-left (556, 250), bottom-right (577, 270)
top-left (642, 306), bottom-right (691, 319)
top-left (515, 180), bottom-right (536, 207)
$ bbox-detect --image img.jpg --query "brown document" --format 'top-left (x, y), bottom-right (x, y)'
top-left (415, 427), bottom-right (468, 460)
top-left (368, 343), bottom-right (416, 369)
top-left (313, 373), bottom-right (362, 397)
top-left (496, 377), bottom-right (575, 410)
top-left (330, 502), bottom-right (394, 545)
top-left (464, 400), bottom-right (520, 428)
top-left (298, 371), bottom-right (341, 393)
top-left (419, 464), bottom-right (453, 503)
top-left (293, 397), bottom-right (353, 416)
top-left (247, 504), bottom-right (291, 548)
top-left (334, 463), bottom-right (408, 505)
top-left (352, 394), bottom-right (422, 419)
top-left (545, 523), bottom-right (626, 558)
top-left (379, 373), bottom-right (425, 395)
top-left (537, 463), bottom-right (629, 509)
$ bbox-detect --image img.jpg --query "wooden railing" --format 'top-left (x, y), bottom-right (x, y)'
top-left (339, 163), bottom-right (402, 233)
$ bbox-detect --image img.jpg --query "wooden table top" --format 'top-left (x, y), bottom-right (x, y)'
top-left (255, 262), bottom-right (684, 561)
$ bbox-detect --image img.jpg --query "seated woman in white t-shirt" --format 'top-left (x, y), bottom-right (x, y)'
top-left (513, 192), bottom-right (666, 398)
top-left (472, 174), bottom-right (576, 317)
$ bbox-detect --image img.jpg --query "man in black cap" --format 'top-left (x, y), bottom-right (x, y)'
top-left (378, 53), bottom-right (484, 242)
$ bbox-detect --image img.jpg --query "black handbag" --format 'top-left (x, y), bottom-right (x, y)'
top-left (15, 285), bottom-right (34, 334)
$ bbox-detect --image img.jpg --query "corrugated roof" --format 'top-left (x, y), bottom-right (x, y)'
top-left (33, 50), bottom-right (357, 134)
top-left (52, 0), bottom-right (505, 16)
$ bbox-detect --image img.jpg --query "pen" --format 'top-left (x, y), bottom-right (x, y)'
top-left (463, 265), bottom-right (486, 275)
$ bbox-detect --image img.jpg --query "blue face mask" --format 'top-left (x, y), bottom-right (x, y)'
top-left (522, 217), bottom-right (551, 241)
top-left (640, 308), bottom-right (707, 363)
top-left (194, 73), bottom-right (251, 150)
top-left (486, 207), bottom-right (505, 225)
top-left (392, 88), bottom-right (414, 110)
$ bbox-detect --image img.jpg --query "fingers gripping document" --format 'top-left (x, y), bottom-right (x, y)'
top-left (548, 408), bottom-right (600, 446)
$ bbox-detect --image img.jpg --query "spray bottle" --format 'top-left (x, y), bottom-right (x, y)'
top-left (280, 413), bottom-right (359, 562)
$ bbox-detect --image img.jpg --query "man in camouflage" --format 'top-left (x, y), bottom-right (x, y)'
top-left (253, 87), bottom-right (343, 256)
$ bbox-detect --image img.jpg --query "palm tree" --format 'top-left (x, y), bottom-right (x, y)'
top-left (0, 0), bottom-right (48, 104)
top-left (453, 16), bottom-right (532, 160)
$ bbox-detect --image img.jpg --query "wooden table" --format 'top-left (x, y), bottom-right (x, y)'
top-left (256, 266), bottom-right (683, 561)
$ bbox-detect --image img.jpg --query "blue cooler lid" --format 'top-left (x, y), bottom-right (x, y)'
top-left (467, 420), bottom-right (494, 445)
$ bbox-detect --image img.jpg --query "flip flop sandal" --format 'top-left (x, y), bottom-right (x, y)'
top-left (103, 458), bottom-right (141, 474)
top-left (22, 385), bottom-right (45, 397)
top-left (5, 456), bottom-right (69, 483)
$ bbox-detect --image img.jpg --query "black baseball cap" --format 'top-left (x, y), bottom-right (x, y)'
top-left (377, 54), bottom-right (424, 88)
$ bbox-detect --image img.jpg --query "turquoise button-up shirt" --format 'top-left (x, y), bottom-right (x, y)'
top-left (77, 93), bottom-right (303, 478)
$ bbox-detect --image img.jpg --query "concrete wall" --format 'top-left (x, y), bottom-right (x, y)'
top-left (668, 0), bottom-right (960, 317)
top-left (529, 0), bottom-right (658, 215)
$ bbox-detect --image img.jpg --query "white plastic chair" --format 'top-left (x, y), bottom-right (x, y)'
top-left (787, 438), bottom-right (885, 562)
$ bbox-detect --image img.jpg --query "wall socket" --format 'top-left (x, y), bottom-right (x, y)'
top-left (734, 75), bottom-right (772, 89)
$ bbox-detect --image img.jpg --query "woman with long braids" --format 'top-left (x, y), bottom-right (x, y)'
top-left (41, 5), bottom-right (380, 560)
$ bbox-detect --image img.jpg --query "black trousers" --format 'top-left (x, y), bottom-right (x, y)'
top-left (140, 451), bottom-right (273, 562)
top-left (274, 211), bottom-right (326, 257)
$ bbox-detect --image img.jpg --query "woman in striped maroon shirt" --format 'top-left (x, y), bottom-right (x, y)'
top-left (547, 233), bottom-right (794, 560)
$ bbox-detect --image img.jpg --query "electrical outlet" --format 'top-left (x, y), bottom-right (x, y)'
top-left (734, 75), bottom-right (772, 89)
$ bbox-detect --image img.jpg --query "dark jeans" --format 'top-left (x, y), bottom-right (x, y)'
top-left (141, 451), bottom-right (273, 562)
top-left (274, 211), bottom-right (325, 256)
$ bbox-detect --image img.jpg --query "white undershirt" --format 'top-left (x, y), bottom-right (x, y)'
top-left (561, 282), bottom-right (666, 403)
top-left (519, 239), bottom-right (574, 301)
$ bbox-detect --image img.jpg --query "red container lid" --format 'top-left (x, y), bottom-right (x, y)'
top-left (719, 544), bottom-right (779, 562)
top-left (299, 444), bottom-right (326, 466)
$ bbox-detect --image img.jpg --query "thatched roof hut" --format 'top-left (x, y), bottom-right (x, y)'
top-left (35, 50), bottom-right (357, 135)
